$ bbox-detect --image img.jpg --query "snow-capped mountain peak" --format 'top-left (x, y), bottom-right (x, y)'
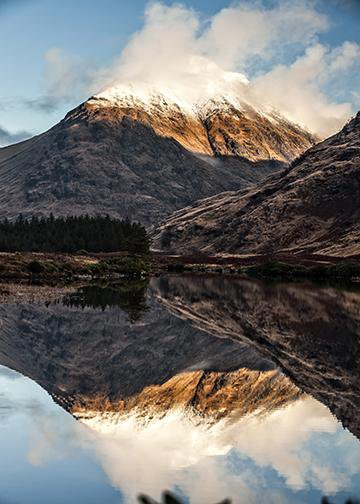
top-left (90, 71), bottom-right (253, 118)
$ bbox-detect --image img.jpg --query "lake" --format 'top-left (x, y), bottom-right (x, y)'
top-left (0, 275), bottom-right (359, 504)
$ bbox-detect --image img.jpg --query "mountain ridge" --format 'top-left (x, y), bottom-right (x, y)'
top-left (153, 275), bottom-right (360, 438)
top-left (89, 84), bottom-right (316, 162)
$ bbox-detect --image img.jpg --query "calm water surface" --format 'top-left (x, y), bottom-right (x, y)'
top-left (0, 275), bottom-right (359, 504)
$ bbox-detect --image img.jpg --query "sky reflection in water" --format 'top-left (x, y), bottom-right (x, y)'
top-left (0, 366), bottom-right (359, 504)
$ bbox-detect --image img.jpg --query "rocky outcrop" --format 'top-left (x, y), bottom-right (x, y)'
top-left (154, 112), bottom-right (360, 256)
top-left (0, 89), bottom-right (315, 226)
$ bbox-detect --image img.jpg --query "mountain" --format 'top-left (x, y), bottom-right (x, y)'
top-left (154, 112), bottom-right (360, 256)
top-left (0, 84), bottom-right (315, 226)
top-left (0, 281), bottom-right (274, 407)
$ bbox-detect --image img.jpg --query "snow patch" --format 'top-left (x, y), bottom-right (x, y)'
top-left (90, 77), bottom-right (288, 128)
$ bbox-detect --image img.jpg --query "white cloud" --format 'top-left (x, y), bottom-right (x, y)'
top-left (250, 43), bottom-right (357, 137)
top-left (0, 125), bottom-right (31, 147)
top-left (32, 1), bottom-right (360, 138)
top-left (3, 368), bottom-right (358, 503)
top-left (26, 47), bottom-right (93, 112)
top-left (200, 0), bottom-right (329, 70)
top-left (93, 0), bottom-right (358, 137)
top-left (106, 0), bottom-right (329, 82)
top-left (329, 41), bottom-right (360, 72)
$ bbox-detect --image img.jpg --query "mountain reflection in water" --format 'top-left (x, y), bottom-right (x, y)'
top-left (0, 275), bottom-right (359, 504)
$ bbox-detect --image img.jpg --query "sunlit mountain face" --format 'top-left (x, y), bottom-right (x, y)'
top-left (0, 276), bottom-right (359, 503)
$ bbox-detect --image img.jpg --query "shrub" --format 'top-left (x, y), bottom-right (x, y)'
top-left (246, 261), bottom-right (307, 278)
top-left (26, 260), bottom-right (45, 274)
top-left (308, 265), bottom-right (329, 278)
top-left (331, 261), bottom-right (360, 278)
top-left (108, 256), bottom-right (149, 276)
top-left (90, 256), bottom-right (149, 277)
top-left (76, 249), bottom-right (89, 256)
top-left (246, 260), bottom-right (360, 281)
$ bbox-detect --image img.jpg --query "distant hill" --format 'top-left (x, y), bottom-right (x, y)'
top-left (154, 112), bottom-right (360, 257)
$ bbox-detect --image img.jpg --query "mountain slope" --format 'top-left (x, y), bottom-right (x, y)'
top-left (0, 86), bottom-right (315, 226)
top-left (154, 112), bottom-right (360, 255)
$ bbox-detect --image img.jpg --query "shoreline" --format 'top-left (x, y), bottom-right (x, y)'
top-left (0, 251), bottom-right (359, 285)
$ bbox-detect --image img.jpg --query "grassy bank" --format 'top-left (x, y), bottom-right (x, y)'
top-left (0, 252), bottom-right (150, 281)
top-left (0, 251), bottom-right (359, 284)
top-left (153, 252), bottom-right (360, 283)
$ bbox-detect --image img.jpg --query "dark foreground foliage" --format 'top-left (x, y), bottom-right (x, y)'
top-left (138, 491), bottom-right (229, 504)
top-left (28, 255), bottom-right (149, 279)
top-left (0, 252), bottom-right (150, 280)
top-left (0, 214), bottom-right (149, 254)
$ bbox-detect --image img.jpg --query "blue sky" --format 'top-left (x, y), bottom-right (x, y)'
top-left (0, 0), bottom-right (359, 143)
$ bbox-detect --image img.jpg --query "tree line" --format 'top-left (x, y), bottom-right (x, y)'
top-left (0, 214), bottom-right (149, 254)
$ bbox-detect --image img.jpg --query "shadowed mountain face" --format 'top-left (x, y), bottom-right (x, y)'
top-left (0, 92), bottom-right (315, 226)
top-left (154, 112), bottom-right (360, 256)
top-left (153, 276), bottom-right (360, 438)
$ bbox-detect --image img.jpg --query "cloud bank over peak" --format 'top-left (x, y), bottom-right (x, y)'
top-left (34, 1), bottom-right (360, 137)
top-left (250, 42), bottom-right (360, 137)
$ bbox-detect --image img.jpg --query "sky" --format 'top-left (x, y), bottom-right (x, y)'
top-left (0, 0), bottom-right (359, 145)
